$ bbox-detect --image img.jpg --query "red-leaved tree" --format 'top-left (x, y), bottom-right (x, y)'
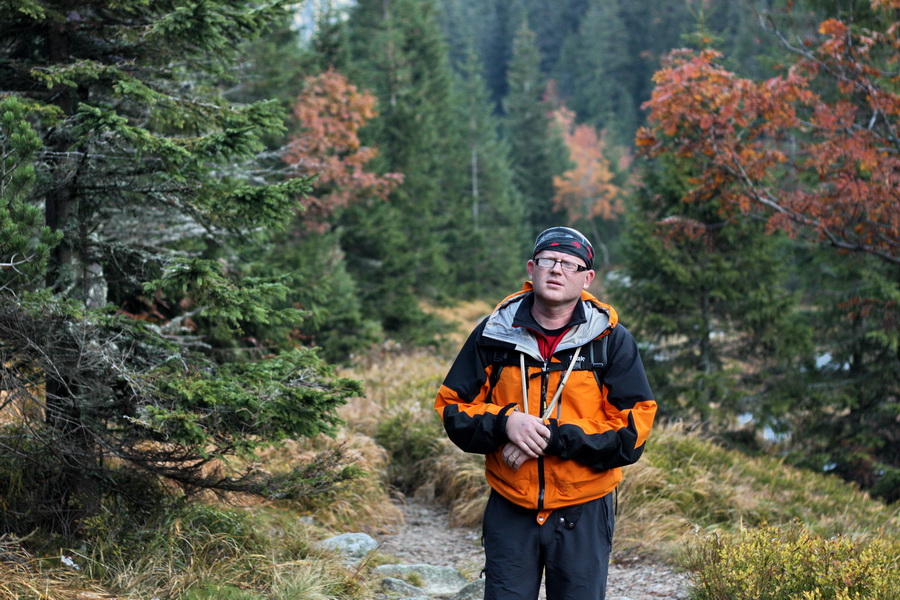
top-left (636, 3), bottom-right (900, 265)
top-left (283, 69), bottom-right (402, 230)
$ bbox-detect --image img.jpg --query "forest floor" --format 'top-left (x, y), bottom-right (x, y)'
top-left (375, 497), bottom-right (691, 600)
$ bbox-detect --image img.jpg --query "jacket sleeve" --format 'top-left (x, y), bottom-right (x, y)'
top-left (434, 319), bottom-right (516, 455)
top-left (544, 324), bottom-right (657, 471)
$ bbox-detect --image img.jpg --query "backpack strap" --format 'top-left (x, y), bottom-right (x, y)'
top-left (484, 349), bottom-right (507, 404)
top-left (484, 334), bottom-right (610, 403)
top-left (588, 334), bottom-right (609, 389)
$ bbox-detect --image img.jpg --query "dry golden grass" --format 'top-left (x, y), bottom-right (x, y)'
top-left (0, 385), bottom-right (45, 425)
top-left (331, 301), bottom-right (494, 529)
top-left (614, 420), bottom-right (900, 559)
top-left (65, 491), bottom-right (372, 600)
top-left (336, 347), bottom-right (448, 440)
top-left (256, 431), bottom-right (404, 534)
top-left (421, 299), bottom-right (494, 353)
top-left (0, 542), bottom-right (113, 600)
top-left (414, 438), bottom-right (489, 528)
top-left (268, 561), bottom-right (348, 600)
top-left (77, 516), bottom-right (361, 600)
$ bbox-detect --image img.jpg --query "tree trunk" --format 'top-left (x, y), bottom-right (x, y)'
top-left (39, 23), bottom-right (104, 536)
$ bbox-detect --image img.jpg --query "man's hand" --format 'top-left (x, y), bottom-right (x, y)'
top-left (501, 442), bottom-right (532, 470)
top-left (503, 410), bottom-right (550, 469)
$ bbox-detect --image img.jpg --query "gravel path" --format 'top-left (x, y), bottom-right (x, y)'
top-left (375, 498), bottom-right (690, 600)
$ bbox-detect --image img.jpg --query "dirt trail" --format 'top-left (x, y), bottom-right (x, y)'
top-left (375, 498), bottom-right (690, 600)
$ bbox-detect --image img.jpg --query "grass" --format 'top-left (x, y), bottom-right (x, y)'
top-left (0, 543), bottom-right (100, 600)
top-left (255, 431), bottom-right (404, 534)
top-left (2, 298), bottom-right (898, 599)
top-left (615, 421), bottom-right (899, 558)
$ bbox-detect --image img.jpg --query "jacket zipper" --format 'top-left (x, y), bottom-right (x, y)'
top-left (537, 359), bottom-right (549, 510)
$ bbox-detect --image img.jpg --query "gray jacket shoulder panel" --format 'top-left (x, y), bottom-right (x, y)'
top-left (481, 292), bottom-right (612, 361)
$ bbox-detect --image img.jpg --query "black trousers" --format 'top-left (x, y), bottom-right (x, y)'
top-left (482, 490), bottom-right (615, 600)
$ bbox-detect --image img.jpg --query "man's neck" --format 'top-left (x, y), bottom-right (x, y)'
top-left (530, 300), bottom-right (577, 331)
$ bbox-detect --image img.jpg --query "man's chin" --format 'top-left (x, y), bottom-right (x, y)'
top-left (535, 291), bottom-right (577, 306)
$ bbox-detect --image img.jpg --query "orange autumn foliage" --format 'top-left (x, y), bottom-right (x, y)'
top-left (283, 69), bottom-right (403, 230)
top-left (637, 3), bottom-right (900, 265)
top-left (552, 107), bottom-right (623, 226)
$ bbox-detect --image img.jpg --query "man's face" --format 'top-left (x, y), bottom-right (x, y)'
top-left (527, 250), bottom-right (595, 308)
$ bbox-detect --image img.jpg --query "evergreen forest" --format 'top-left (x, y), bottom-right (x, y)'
top-left (0, 0), bottom-right (898, 597)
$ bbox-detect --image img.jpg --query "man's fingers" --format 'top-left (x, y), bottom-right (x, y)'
top-left (524, 424), bottom-right (550, 454)
top-left (507, 411), bottom-right (549, 441)
top-left (502, 444), bottom-right (521, 468)
top-left (521, 435), bottom-right (544, 457)
top-left (501, 442), bottom-right (533, 471)
top-left (504, 412), bottom-right (552, 463)
top-left (501, 443), bottom-right (516, 460)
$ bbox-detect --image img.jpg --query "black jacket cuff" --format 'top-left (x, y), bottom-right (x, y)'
top-left (544, 419), bottom-right (564, 455)
top-left (496, 403), bottom-right (518, 441)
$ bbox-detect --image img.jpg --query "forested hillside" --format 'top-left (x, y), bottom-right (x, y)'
top-left (0, 0), bottom-right (898, 597)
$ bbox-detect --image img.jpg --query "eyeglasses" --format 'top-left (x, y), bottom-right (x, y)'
top-left (534, 257), bottom-right (588, 273)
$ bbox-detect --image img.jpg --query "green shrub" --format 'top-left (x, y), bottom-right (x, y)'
top-left (0, 439), bottom-right (178, 551)
top-left (180, 583), bottom-right (264, 600)
top-left (375, 407), bottom-right (444, 493)
top-left (681, 523), bottom-right (900, 600)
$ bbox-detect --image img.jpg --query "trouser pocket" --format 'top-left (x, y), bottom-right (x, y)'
top-left (555, 502), bottom-right (586, 530)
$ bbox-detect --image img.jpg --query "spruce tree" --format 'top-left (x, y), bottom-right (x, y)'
top-left (225, 13), bottom-right (387, 364)
top-left (444, 47), bottom-right (529, 297)
top-left (503, 20), bottom-right (569, 238)
top-left (475, 0), bottom-right (529, 107)
top-left (336, 0), bottom-right (467, 337)
top-left (0, 97), bottom-right (61, 292)
top-left (436, 0), bottom-right (489, 72)
top-left (620, 0), bottom-right (693, 106)
top-left (0, 0), bottom-right (359, 536)
top-left (555, 0), bottom-right (637, 147)
top-left (525, 0), bottom-right (589, 79)
top-left (610, 158), bottom-right (810, 424)
top-left (775, 250), bottom-right (900, 502)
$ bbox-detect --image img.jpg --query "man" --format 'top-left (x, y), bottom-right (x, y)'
top-left (434, 226), bottom-right (657, 600)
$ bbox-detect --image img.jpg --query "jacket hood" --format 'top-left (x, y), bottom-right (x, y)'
top-left (481, 281), bottom-right (618, 361)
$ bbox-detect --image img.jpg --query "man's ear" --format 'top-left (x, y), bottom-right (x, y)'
top-left (583, 270), bottom-right (595, 289)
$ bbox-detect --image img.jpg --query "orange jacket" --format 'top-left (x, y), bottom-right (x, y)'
top-left (434, 283), bottom-right (657, 519)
